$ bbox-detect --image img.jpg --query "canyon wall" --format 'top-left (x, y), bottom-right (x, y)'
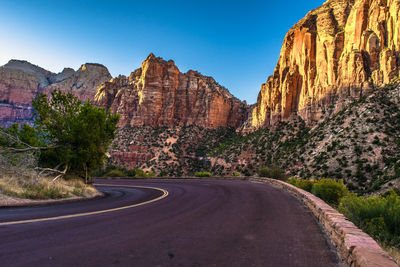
top-left (251, 0), bottom-right (400, 128)
top-left (0, 60), bottom-right (111, 127)
top-left (95, 54), bottom-right (248, 129)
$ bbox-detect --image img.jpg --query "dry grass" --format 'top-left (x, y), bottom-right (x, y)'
top-left (0, 171), bottom-right (99, 200)
top-left (384, 246), bottom-right (400, 265)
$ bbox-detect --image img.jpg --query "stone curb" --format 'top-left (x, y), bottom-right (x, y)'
top-left (249, 177), bottom-right (397, 267)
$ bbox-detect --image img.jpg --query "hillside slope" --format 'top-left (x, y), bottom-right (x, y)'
top-left (211, 80), bottom-right (400, 194)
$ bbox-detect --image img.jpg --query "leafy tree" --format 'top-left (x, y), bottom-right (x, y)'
top-left (33, 90), bottom-right (120, 183)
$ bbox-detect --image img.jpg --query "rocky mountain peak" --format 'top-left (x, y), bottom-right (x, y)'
top-left (95, 54), bottom-right (248, 128)
top-left (2, 59), bottom-right (54, 87)
top-left (3, 59), bottom-right (52, 75)
top-left (49, 67), bottom-right (75, 84)
top-left (79, 63), bottom-right (109, 72)
top-left (145, 52), bottom-right (157, 61)
top-left (140, 54), bottom-right (178, 74)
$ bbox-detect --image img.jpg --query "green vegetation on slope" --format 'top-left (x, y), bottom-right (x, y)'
top-left (289, 177), bottom-right (400, 250)
top-left (288, 178), bottom-right (349, 206)
top-left (339, 191), bottom-right (400, 249)
top-left (194, 172), bottom-right (212, 177)
top-left (110, 125), bottom-right (236, 177)
top-left (210, 81), bottom-right (400, 194)
top-left (93, 165), bottom-right (156, 178)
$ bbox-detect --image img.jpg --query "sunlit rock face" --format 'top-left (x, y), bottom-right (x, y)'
top-left (0, 60), bottom-right (111, 127)
top-left (251, 0), bottom-right (400, 128)
top-left (42, 63), bottom-right (111, 101)
top-left (95, 54), bottom-right (248, 128)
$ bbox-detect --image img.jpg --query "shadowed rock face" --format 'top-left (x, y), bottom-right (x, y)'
top-left (251, 0), bottom-right (400, 128)
top-left (95, 54), bottom-right (248, 129)
top-left (0, 60), bottom-right (111, 127)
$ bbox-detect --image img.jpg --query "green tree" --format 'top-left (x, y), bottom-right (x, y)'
top-left (33, 90), bottom-right (119, 183)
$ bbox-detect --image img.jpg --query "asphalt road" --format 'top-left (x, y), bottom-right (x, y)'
top-left (0, 179), bottom-right (340, 266)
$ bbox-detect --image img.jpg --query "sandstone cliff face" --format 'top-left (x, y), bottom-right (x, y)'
top-left (95, 54), bottom-right (248, 128)
top-left (0, 61), bottom-right (46, 127)
top-left (43, 64), bottom-right (111, 101)
top-left (0, 60), bottom-right (111, 127)
top-left (251, 0), bottom-right (400, 128)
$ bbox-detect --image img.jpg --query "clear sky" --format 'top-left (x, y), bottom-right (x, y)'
top-left (0, 0), bottom-right (325, 104)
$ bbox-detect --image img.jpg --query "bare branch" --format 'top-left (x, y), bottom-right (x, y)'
top-left (0, 145), bottom-right (62, 153)
top-left (52, 174), bottom-right (63, 182)
top-left (0, 130), bottom-right (33, 148)
top-left (34, 166), bottom-right (67, 176)
top-left (51, 164), bottom-right (68, 182)
top-left (1, 146), bottom-right (50, 153)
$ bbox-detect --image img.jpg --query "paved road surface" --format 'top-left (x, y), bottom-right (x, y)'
top-left (0, 179), bottom-right (340, 266)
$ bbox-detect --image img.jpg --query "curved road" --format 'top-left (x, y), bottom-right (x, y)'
top-left (0, 179), bottom-right (339, 266)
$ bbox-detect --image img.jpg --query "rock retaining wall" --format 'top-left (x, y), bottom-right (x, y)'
top-left (249, 178), bottom-right (397, 267)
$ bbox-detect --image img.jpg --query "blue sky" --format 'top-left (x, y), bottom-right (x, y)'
top-left (0, 0), bottom-right (325, 104)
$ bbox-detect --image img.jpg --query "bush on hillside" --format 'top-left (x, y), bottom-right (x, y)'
top-left (159, 171), bottom-right (168, 177)
top-left (311, 178), bottom-right (349, 206)
top-left (93, 165), bottom-right (136, 178)
top-left (257, 166), bottom-right (288, 181)
top-left (125, 169), bottom-right (137, 177)
top-left (135, 168), bottom-right (147, 177)
top-left (195, 172), bottom-right (212, 177)
top-left (339, 191), bottom-right (400, 248)
top-left (288, 178), bottom-right (314, 192)
top-left (289, 177), bottom-right (400, 249)
top-left (104, 169), bottom-right (126, 177)
top-left (145, 170), bottom-right (156, 177)
top-left (134, 168), bottom-right (155, 177)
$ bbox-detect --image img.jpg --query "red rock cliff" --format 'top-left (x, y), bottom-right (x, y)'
top-left (251, 0), bottom-right (400, 128)
top-left (0, 60), bottom-right (111, 127)
top-left (95, 54), bottom-right (248, 128)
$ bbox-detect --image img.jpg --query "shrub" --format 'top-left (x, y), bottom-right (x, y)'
top-left (125, 169), bottom-right (136, 177)
top-left (146, 171), bottom-right (156, 177)
top-left (288, 178), bottom-right (314, 192)
top-left (195, 172), bottom-right (212, 177)
top-left (311, 178), bottom-right (349, 206)
top-left (257, 166), bottom-right (288, 181)
top-left (159, 171), bottom-right (168, 177)
top-left (91, 167), bottom-right (105, 177)
top-left (92, 165), bottom-right (136, 178)
top-left (135, 168), bottom-right (147, 177)
top-left (104, 169), bottom-right (126, 177)
top-left (233, 171), bottom-right (240, 177)
top-left (339, 191), bottom-right (400, 248)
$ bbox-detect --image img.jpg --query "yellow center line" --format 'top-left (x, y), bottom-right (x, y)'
top-left (0, 184), bottom-right (168, 226)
